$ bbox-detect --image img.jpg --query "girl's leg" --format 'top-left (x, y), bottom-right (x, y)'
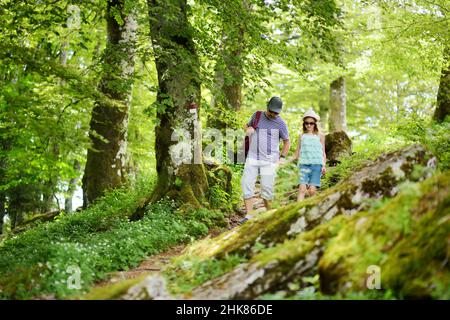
top-left (308, 185), bottom-right (317, 197)
top-left (297, 184), bottom-right (307, 202)
top-left (307, 165), bottom-right (321, 198)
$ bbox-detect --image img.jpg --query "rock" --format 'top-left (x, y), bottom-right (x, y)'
top-left (188, 170), bottom-right (450, 299)
top-left (122, 275), bottom-right (174, 300)
top-left (325, 131), bottom-right (352, 166)
top-left (318, 171), bottom-right (450, 297)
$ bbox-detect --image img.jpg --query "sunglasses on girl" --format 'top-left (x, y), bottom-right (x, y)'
top-left (304, 121), bottom-right (316, 126)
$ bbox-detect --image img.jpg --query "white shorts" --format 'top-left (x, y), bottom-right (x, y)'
top-left (241, 158), bottom-right (278, 200)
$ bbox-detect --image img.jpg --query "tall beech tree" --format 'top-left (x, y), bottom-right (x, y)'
top-left (147, 0), bottom-right (208, 207)
top-left (329, 75), bottom-right (347, 132)
top-left (434, 46), bottom-right (450, 122)
top-left (82, 0), bottom-right (137, 207)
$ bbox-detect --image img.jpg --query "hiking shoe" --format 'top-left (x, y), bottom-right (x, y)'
top-left (238, 215), bottom-right (253, 225)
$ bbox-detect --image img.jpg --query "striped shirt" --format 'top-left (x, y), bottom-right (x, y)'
top-left (247, 111), bottom-right (289, 163)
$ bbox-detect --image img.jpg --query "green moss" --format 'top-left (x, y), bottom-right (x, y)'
top-left (318, 171), bottom-right (450, 298)
top-left (361, 167), bottom-right (397, 197)
top-left (381, 177), bottom-right (450, 298)
top-left (254, 216), bottom-right (343, 267)
top-left (79, 274), bottom-right (149, 300)
top-left (0, 265), bottom-right (47, 299)
top-left (183, 180), bottom-right (350, 260)
top-left (164, 254), bottom-right (246, 296)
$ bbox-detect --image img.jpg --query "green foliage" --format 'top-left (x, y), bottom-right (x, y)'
top-left (207, 184), bottom-right (231, 211)
top-left (229, 164), bottom-right (244, 211)
top-left (392, 117), bottom-right (450, 170)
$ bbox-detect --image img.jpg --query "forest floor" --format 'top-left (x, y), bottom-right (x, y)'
top-left (83, 173), bottom-right (307, 298)
top-left (89, 211), bottom-right (250, 291)
top-left (89, 184), bottom-right (275, 292)
top-left (89, 172), bottom-right (315, 292)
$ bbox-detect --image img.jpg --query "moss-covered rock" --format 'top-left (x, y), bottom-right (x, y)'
top-left (183, 144), bottom-right (436, 260)
top-left (318, 171), bottom-right (450, 298)
top-left (325, 131), bottom-right (353, 166)
top-left (80, 275), bottom-right (149, 300)
top-left (186, 171), bottom-right (449, 299)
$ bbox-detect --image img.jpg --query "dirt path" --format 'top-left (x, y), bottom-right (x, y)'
top-left (93, 244), bottom-right (186, 288)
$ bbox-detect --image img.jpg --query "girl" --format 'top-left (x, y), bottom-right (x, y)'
top-left (291, 109), bottom-right (326, 202)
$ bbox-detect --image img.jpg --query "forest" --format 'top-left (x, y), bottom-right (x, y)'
top-left (0, 0), bottom-right (449, 300)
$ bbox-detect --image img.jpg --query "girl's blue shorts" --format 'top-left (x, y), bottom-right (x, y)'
top-left (298, 164), bottom-right (322, 187)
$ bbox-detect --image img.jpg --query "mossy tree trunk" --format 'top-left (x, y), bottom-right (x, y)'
top-left (82, 0), bottom-right (137, 207)
top-left (8, 184), bottom-right (40, 229)
top-left (147, 0), bottom-right (208, 207)
top-left (434, 46), bottom-right (450, 123)
top-left (329, 76), bottom-right (347, 132)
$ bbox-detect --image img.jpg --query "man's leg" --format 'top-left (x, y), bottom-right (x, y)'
top-left (241, 162), bottom-right (258, 214)
top-left (244, 198), bottom-right (254, 214)
top-left (260, 163), bottom-right (276, 210)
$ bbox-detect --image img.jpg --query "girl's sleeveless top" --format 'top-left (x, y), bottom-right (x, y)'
top-left (299, 134), bottom-right (323, 165)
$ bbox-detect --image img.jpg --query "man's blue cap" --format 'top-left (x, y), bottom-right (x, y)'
top-left (267, 96), bottom-right (283, 113)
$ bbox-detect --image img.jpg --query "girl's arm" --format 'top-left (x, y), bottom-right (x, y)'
top-left (320, 134), bottom-right (326, 174)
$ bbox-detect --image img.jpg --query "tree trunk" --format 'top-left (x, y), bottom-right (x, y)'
top-left (434, 46), bottom-right (450, 123)
top-left (147, 0), bottom-right (208, 208)
top-left (318, 86), bottom-right (329, 131)
top-left (328, 76), bottom-right (347, 132)
top-left (82, 0), bottom-right (137, 207)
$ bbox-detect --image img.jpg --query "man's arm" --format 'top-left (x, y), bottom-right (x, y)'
top-left (244, 113), bottom-right (256, 135)
top-left (280, 139), bottom-right (290, 158)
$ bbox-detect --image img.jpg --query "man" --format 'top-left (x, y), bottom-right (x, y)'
top-left (240, 96), bottom-right (290, 223)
